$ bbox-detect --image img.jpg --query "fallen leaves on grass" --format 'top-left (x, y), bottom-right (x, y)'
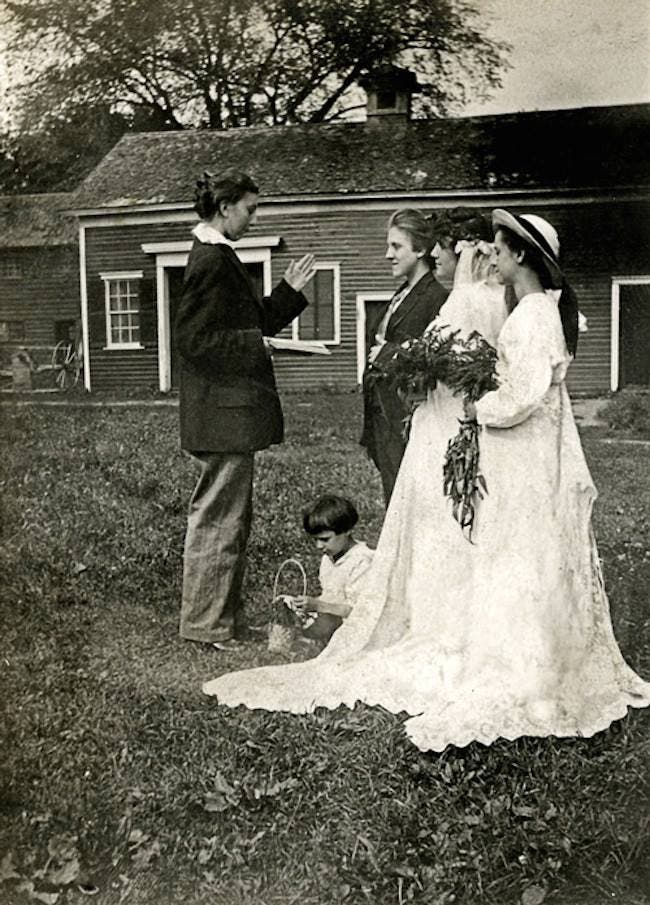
top-left (0, 852), bottom-right (21, 882)
top-left (128, 830), bottom-right (161, 870)
top-left (202, 772), bottom-right (240, 812)
top-left (521, 884), bottom-right (547, 905)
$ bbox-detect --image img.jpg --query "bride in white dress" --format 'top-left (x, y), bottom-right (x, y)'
top-left (203, 208), bottom-right (650, 752)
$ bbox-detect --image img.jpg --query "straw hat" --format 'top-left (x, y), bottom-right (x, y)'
top-left (492, 209), bottom-right (562, 288)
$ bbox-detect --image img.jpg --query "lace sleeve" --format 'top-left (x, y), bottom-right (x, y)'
top-left (475, 298), bottom-right (560, 429)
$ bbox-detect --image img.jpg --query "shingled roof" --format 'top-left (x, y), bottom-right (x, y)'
top-left (0, 193), bottom-right (77, 247)
top-left (73, 103), bottom-right (650, 211)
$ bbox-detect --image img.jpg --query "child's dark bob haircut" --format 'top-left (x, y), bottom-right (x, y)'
top-left (303, 495), bottom-right (359, 535)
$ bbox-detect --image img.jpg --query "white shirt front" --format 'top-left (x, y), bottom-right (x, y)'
top-left (368, 284), bottom-right (412, 363)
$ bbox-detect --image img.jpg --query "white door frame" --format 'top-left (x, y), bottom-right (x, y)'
top-left (148, 244), bottom-right (275, 391)
top-left (355, 292), bottom-right (392, 384)
top-left (154, 251), bottom-right (188, 391)
top-left (611, 275), bottom-right (650, 391)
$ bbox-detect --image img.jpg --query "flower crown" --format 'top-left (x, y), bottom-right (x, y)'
top-left (454, 239), bottom-right (494, 256)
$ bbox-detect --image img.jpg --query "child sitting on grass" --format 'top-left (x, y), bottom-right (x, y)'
top-left (291, 494), bottom-right (374, 646)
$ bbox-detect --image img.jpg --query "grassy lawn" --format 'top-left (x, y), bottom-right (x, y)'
top-left (1, 393), bottom-right (649, 905)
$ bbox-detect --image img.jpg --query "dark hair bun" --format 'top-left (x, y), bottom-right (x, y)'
top-left (194, 171), bottom-right (219, 220)
top-left (428, 208), bottom-right (492, 244)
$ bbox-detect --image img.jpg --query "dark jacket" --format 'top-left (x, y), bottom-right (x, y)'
top-left (360, 270), bottom-right (448, 458)
top-left (175, 240), bottom-right (307, 452)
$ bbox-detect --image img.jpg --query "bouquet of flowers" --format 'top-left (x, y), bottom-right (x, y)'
top-left (388, 327), bottom-right (459, 397)
top-left (388, 326), bottom-right (499, 541)
top-left (441, 331), bottom-right (499, 541)
top-left (386, 327), bottom-right (460, 438)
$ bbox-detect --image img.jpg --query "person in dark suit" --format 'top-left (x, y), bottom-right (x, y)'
top-left (175, 168), bottom-right (316, 650)
top-left (360, 209), bottom-right (448, 504)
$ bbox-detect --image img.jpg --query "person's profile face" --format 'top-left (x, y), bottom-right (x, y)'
top-left (385, 226), bottom-right (421, 281)
top-left (313, 529), bottom-right (351, 561)
top-left (222, 192), bottom-right (259, 240)
top-left (431, 240), bottom-right (457, 283)
top-left (493, 230), bottom-right (519, 285)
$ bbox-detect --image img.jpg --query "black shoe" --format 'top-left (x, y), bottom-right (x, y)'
top-left (235, 624), bottom-right (266, 642)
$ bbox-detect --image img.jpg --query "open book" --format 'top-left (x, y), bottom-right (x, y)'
top-left (264, 337), bottom-right (331, 356)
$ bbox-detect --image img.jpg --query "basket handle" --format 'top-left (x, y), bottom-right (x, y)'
top-left (272, 557), bottom-right (307, 602)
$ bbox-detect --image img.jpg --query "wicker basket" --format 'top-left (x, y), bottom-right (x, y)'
top-left (267, 558), bottom-right (307, 655)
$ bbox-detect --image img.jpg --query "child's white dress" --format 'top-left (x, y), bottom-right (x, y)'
top-left (318, 542), bottom-right (374, 610)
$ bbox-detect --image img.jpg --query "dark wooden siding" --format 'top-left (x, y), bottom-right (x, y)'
top-left (0, 245), bottom-right (80, 348)
top-left (83, 199), bottom-right (650, 394)
top-left (91, 349), bottom-right (159, 389)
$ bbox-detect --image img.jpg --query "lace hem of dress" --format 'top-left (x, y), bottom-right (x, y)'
top-left (203, 672), bottom-right (650, 752)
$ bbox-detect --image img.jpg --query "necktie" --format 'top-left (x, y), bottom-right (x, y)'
top-left (376, 285), bottom-right (409, 343)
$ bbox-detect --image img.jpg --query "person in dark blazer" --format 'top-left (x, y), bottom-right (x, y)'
top-left (361, 209), bottom-right (448, 504)
top-left (175, 168), bottom-right (316, 650)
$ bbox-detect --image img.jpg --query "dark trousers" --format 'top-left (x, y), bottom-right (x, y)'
top-left (303, 613), bottom-right (343, 644)
top-left (179, 451), bottom-right (254, 643)
top-left (367, 410), bottom-right (406, 505)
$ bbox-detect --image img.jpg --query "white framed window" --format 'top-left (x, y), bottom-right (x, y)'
top-left (293, 263), bottom-right (341, 345)
top-left (100, 270), bottom-right (144, 349)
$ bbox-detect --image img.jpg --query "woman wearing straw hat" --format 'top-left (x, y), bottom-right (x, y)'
top-left (204, 209), bottom-right (649, 753)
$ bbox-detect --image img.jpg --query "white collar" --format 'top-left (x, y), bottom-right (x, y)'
top-left (193, 221), bottom-right (236, 247)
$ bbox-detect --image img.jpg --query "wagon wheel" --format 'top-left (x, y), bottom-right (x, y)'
top-left (51, 340), bottom-right (81, 390)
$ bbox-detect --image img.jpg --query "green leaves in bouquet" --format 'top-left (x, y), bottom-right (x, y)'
top-left (443, 330), bottom-right (499, 402)
top-left (443, 418), bottom-right (488, 542)
top-left (386, 327), bottom-right (460, 396)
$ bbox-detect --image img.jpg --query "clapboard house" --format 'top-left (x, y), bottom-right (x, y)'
top-left (0, 193), bottom-right (80, 355)
top-left (70, 85), bottom-right (650, 395)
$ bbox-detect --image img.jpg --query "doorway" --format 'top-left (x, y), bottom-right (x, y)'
top-left (166, 260), bottom-right (267, 389)
top-left (619, 282), bottom-right (650, 388)
top-left (167, 267), bottom-right (184, 388)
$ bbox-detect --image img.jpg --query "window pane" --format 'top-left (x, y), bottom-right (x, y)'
top-left (376, 88), bottom-right (397, 110)
top-left (300, 269), bottom-right (335, 341)
top-left (244, 262), bottom-right (264, 300)
top-left (108, 279), bottom-right (140, 345)
top-left (299, 302), bottom-right (316, 340)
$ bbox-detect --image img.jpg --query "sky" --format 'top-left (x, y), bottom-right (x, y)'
top-left (460, 0), bottom-right (650, 115)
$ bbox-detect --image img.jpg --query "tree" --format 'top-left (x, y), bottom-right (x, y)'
top-left (0, 105), bottom-right (137, 193)
top-left (2, 0), bottom-right (508, 133)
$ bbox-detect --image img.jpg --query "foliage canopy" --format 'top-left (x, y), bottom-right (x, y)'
top-left (0, 0), bottom-right (508, 190)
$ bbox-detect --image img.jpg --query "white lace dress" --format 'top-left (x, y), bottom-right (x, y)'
top-left (203, 287), bottom-right (650, 751)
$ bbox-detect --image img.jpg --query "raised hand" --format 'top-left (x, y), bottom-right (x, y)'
top-left (284, 253), bottom-right (316, 292)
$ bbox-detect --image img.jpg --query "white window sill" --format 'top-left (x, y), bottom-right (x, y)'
top-left (294, 338), bottom-right (340, 347)
top-left (103, 343), bottom-right (145, 351)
